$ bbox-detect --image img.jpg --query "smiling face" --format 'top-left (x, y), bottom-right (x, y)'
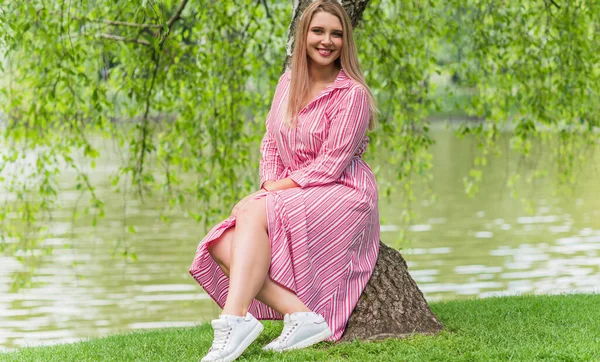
top-left (305, 11), bottom-right (343, 69)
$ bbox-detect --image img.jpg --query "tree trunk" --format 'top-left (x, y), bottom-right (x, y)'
top-left (341, 242), bottom-right (443, 341)
top-left (286, 0), bottom-right (444, 341)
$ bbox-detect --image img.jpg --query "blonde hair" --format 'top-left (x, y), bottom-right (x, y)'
top-left (284, 0), bottom-right (379, 130)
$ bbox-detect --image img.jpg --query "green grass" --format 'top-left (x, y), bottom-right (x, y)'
top-left (3, 294), bottom-right (600, 361)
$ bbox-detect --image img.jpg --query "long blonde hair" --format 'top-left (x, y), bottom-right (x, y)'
top-left (284, 0), bottom-right (379, 130)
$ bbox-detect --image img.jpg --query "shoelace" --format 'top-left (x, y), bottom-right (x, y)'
top-left (209, 326), bottom-right (232, 352)
top-left (278, 321), bottom-right (300, 343)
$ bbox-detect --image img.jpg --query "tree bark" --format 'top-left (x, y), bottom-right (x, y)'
top-left (286, 0), bottom-right (444, 341)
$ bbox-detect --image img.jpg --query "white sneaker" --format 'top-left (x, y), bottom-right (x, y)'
top-left (262, 312), bottom-right (332, 352)
top-left (201, 312), bottom-right (263, 362)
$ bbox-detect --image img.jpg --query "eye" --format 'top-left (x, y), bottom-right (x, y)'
top-left (312, 29), bottom-right (323, 34)
top-left (333, 32), bottom-right (343, 38)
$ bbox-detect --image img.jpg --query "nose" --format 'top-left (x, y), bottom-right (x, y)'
top-left (321, 33), bottom-right (332, 46)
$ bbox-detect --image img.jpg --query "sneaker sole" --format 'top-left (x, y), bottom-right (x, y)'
top-left (272, 327), bottom-right (332, 352)
top-left (218, 321), bottom-right (264, 362)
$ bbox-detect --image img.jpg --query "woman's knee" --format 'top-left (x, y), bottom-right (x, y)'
top-left (235, 198), bottom-right (267, 230)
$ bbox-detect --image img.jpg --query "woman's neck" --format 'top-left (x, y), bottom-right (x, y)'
top-left (308, 62), bottom-right (340, 86)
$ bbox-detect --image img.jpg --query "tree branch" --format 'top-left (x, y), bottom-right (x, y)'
top-left (166, 0), bottom-right (189, 28)
top-left (261, 0), bottom-right (271, 18)
top-left (96, 33), bottom-right (151, 46)
top-left (97, 19), bottom-right (162, 29)
top-left (97, 0), bottom-right (189, 46)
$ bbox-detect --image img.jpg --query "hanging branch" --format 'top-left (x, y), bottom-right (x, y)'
top-left (134, 49), bottom-right (162, 198)
top-left (130, 1), bottom-right (190, 196)
top-left (93, 1), bottom-right (190, 195)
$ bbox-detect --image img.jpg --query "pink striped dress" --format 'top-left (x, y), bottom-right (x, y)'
top-left (189, 68), bottom-right (380, 341)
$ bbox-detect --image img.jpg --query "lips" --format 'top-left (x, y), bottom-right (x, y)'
top-left (317, 48), bottom-right (333, 56)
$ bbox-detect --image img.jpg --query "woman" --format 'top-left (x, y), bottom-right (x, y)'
top-left (189, 1), bottom-right (380, 361)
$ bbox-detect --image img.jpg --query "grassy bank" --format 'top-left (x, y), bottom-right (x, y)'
top-left (3, 294), bottom-right (599, 361)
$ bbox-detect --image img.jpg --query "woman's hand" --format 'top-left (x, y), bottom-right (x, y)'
top-left (230, 189), bottom-right (268, 218)
top-left (263, 180), bottom-right (276, 189)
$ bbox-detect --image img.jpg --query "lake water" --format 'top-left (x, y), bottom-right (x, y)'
top-left (1, 127), bottom-right (599, 350)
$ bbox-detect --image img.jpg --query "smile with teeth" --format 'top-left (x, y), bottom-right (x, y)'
top-left (317, 48), bottom-right (334, 56)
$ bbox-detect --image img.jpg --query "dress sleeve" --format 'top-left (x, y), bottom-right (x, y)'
top-left (259, 73), bottom-right (288, 188)
top-left (259, 126), bottom-right (284, 189)
top-left (288, 86), bottom-right (370, 188)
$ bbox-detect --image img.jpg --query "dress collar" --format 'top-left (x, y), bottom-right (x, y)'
top-left (287, 68), bottom-right (353, 115)
top-left (331, 68), bottom-right (352, 89)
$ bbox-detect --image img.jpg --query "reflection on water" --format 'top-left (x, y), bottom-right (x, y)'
top-left (1, 128), bottom-right (599, 350)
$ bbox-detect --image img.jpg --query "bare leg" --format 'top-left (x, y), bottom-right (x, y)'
top-left (209, 200), bottom-right (310, 316)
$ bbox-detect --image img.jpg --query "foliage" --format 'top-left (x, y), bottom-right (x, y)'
top-left (357, 0), bottom-right (439, 230)
top-left (0, 1), bottom-right (290, 278)
top-left (1, 0), bottom-right (599, 278)
top-left (444, 0), bottom-right (600, 195)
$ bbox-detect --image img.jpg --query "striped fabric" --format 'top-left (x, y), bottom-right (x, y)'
top-left (189, 68), bottom-right (380, 341)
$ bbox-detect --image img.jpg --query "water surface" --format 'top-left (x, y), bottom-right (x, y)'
top-left (1, 127), bottom-right (599, 350)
